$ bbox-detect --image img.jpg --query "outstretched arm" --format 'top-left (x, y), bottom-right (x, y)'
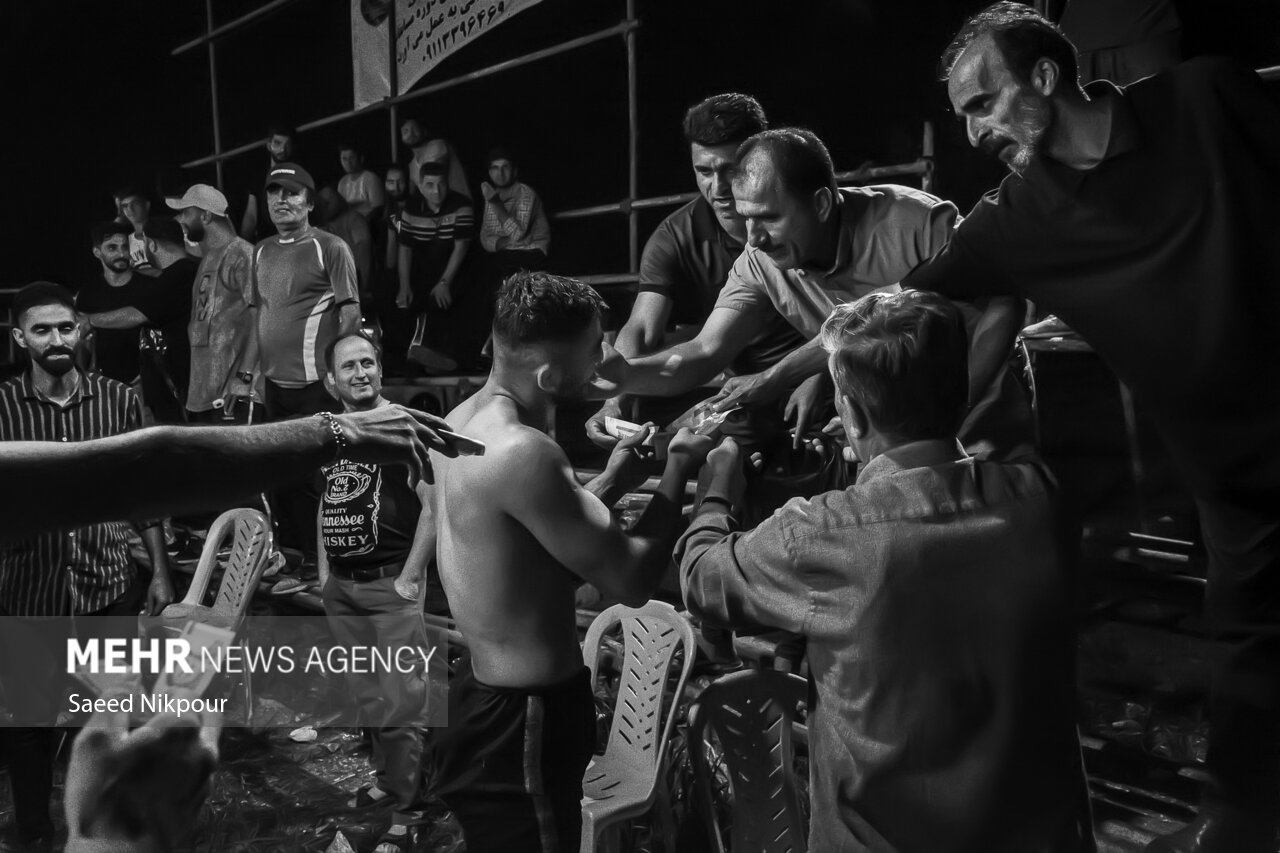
top-left (0, 406), bottom-right (467, 541)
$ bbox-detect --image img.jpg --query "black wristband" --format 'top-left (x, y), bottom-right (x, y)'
top-left (699, 495), bottom-right (736, 516)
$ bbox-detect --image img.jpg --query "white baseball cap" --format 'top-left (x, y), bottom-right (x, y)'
top-left (165, 184), bottom-right (229, 217)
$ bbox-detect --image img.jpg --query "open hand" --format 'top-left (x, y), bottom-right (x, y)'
top-left (708, 371), bottom-right (780, 413)
top-left (784, 372), bottom-right (831, 449)
top-left (585, 399), bottom-right (623, 449)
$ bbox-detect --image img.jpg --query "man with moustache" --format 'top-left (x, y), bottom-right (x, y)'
top-left (586, 93), bottom-right (803, 447)
top-left (902, 4), bottom-right (1280, 850)
top-left (251, 161), bottom-right (360, 557)
top-left (427, 272), bottom-right (713, 852)
top-left (239, 123), bottom-right (298, 242)
top-left (0, 283), bottom-right (174, 850)
top-left (317, 332), bottom-right (435, 852)
top-left (166, 184), bottom-right (261, 422)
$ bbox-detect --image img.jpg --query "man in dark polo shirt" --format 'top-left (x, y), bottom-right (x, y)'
top-left (317, 331), bottom-right (434, 850)
top-left (586, 93), bottom-right (804, 447)
top-left (904, 4), bottom-right (1280, 850)
top-left (76, 220), bottom-right (147, 388)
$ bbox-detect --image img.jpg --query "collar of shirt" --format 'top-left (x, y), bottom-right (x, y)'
top-left (798, 193), bottom-right (854, 278)
top-left (276, 225), bottom-right (316, 246)
top-left (20, 369), bottom-right (94, 406)
top-left (856, 438), bottom-right (969, 485)
top-left (1024, 80), bottom-right (1139, 193)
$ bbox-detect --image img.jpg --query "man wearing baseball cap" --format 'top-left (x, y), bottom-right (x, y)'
top-left (167, 184), bottom-right (262, 422)
top-left (251, 162), bottom-right (362, 558)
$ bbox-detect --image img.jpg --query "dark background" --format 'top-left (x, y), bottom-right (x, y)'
top-left (1, 0), bottom-right (1277, 291)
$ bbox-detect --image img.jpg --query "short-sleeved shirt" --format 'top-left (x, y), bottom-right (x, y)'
top-left (338, 170), bottom-right (385, 215)
top-left (903, 59), bottom-right (1280, 502)
top-left (251, 226), bottom-right (360, 387)
top-left (188, 237), bottom-right (257, 412)
top-left (479, 181), bottom-right (551, 255)
top-left (392, 193), bottom-right (475, 291)
top-left (0, 371), bottom-right (144, 616)
top-left (715, 185), bottom-right (956, 338)
top-left (638, 197), bottom-right (804, 374)
top-left (76, 273), bottom-right (152, 385)
top-left (319, 459), bottom-right (420, 569)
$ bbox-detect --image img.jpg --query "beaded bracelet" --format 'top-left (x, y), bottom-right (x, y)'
top-left (317, 411), bottom-right (348, 460)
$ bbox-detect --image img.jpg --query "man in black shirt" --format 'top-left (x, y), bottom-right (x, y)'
top-left (905, 4), bottom-right (1280, 850)
top-left (317, 331), bottom-right (435, 850)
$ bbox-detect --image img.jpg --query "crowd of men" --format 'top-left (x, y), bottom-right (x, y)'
top-left (2, 2), bottom-right (1278, 852)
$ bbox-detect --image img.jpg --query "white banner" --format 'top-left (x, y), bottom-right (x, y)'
top-left (352, 0), bottom-right (547, 110)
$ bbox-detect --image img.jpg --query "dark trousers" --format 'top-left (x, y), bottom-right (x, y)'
top-left (322, 572), bottom-right (433, 813)
top-left (1196, 496), bottom-right (1280, 824)
top-left (428, 658), bottom-right (596, 853)
top-left (264, 380), bottom-right (340, 559)
top-left (0, 581), bottom-right (145, 840)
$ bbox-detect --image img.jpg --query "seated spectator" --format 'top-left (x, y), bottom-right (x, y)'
top-left (400, 117), bottom-right (469, 199)
top-left (374, 165), bottom-right (414, 373)
top-left (337, 142), bottom-right (386, 221)
top-left (479, 146), bottom-right (550, 276)
top-left (678, 290), bottom-right (1091, 853)
top-left (392, 161), bottom-right (474, 373)
top-left (316, 185), bottom-right (374, 298)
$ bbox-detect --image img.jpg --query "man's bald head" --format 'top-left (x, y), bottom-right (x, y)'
top-left (732, 128), bottom-right (837, 202)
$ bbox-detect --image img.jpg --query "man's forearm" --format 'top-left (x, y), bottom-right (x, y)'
top-left (138, 523), bottom-right (170, 581)
top-left (620, 464), bottom-right (690, 598)
top-left (967, 296), bottom-right (1024, 406)
top-left (761, 337), bottom-right (827, 391)
top-left (620, 342), bottom-right (729, 397)
top-left (0, 422), bottom-right (340, 540)
top-left (338, 302), bottom-right (362, 336)
top-left (88, 307), bottom-right (150, 330)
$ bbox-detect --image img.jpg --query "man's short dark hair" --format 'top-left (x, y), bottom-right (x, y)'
top-left (113, 185), bottom-right (143, 202)
top-left (143, 215), bottom-right (185, 247)
top-left (682, 93), bottom-right (768, 148)
top-left (386, 164), bottom-right (407, 178)
top-left (486, 146), bottom-right (516, 167)
top-left (418, 161), bottom-right (447, 178)
top-left (735, 127), bottom-right (837, 199)
top-left (338, 141), bottom-right (362, 156)
top-left (820, 291), bottom-right (969, 442)
top-left (13, 281), bottom-right (77, 325)
top-left (91, 220), bottom-right (133, 248)
top-left (324, 330), bottom-right (382, 373)
top-left (493, 271), bottom-right (606, 347)
top-left (266, 123), bottom-right (296, 140)
top-left (938, 1), bottom-right (1079, 88)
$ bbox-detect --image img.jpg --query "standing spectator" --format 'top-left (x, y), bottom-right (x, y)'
top-left (135, 215), bottom-right (198, 422)
top-left (337, 142), bottom-right (386, 221)
top-left (400, 117), bottom-right (469, 199)
top-left (0, 283), bottom-right (174, 851)
top-left (393, 161), bottom-right (473, 373)
top-left (115, 186), bottom-right (156, 275)
top-left (317, 331), bottom-right (434, 851)
top-left (76, 221), bottom-right (148, 389)
top-left (376, 165), bottom-right (413, 372)
top-left (251, 161), bottom-right (360, 558)
top-left (316, 185), bottom-right (374, 298)
top-left (239, 123), bottom-right (297, 242)
top-left (167, 183), bottom-right (261, 423)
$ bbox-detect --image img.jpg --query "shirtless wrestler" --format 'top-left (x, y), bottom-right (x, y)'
top-left (426, 270), bottom-right (713, 853)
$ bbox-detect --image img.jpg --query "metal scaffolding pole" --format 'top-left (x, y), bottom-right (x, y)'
top-left (388, 2), bottom-right (400, 165)
top-left (205, 0), bottom-right (225, 189)
top-left (173, 0), bottom-right (307, 56)
top-left (626, 0), bottom-right (640, 272)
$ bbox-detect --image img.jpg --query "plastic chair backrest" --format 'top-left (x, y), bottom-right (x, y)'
top-left (688, 669), bottom-right (809, 853)
top-left (184, 508), bottom-right (272, 630)
top-left (582, 601), bottom-right (696, 775)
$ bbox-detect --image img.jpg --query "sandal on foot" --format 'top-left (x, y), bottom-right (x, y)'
top-left (347, 784), bottom-right (393, 809)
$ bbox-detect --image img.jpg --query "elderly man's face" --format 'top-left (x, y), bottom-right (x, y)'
top-left (947, 36), bottom-right (1052, 174)
top-left (734, 157), bottom-right (827, 271)
top-left (267, 185), bottom-right (311, 231)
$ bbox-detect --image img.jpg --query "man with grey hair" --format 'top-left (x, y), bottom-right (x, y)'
top-left (679, 290), bottom-right (1090, 853)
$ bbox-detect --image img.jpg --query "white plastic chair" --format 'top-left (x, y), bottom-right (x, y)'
top-left (141, 508), bottom-right (273, 634)
top-left (580, 601), bottom-right (696, 852)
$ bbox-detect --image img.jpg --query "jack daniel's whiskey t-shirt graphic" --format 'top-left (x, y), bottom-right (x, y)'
top-left (320, 461), bottom-right (419, 568)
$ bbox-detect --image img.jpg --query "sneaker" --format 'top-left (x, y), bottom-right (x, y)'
top-left (270, 576), bottom-right (311, 596)
top-left (407, 345), bottom-right (458, 375)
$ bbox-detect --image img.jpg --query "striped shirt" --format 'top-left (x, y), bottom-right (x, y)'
top-left (479, 181), bottom-right (550, 255)
top-left (0, 371), bottom-right (143, 616)
top-left (250, 226), bottom-right (359, 387)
